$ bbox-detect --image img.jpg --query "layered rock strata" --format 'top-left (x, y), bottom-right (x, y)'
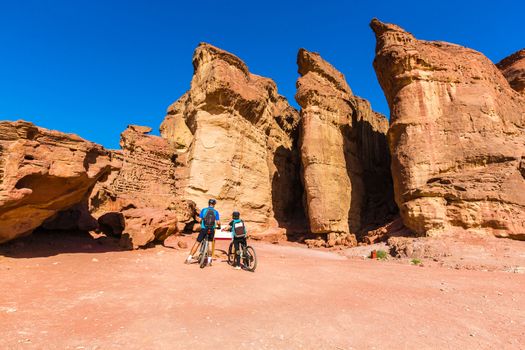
top-left (90, 125), bottom-right (196, 247)
top-left (91, 125), bottom-right (178, 214)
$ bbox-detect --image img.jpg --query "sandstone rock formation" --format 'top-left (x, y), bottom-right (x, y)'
top-left (114, 200), bottom-right (196, 249)
top-left (91, 125), bottom-right (179, 213)
top-left (371, 19), bottom-right (525, 239)
top-left (90, 125), bottom-right (197, 248)
top-left (160, 43), bottom-right (304, 235)
top-left (117, 207), bottom-right (186, 249)
top-left (497, 49), bottom-right (525, 96)
top-left (42, 200), bottom-right (98, 232)
top-left (0, 121), bottom-right (116, 243)
top-left (362, 216), bottom-right (412, 245)
top-left (296, 49), bottom-right (397, 243)
top-left (387, 236), bottom-right (450, 259)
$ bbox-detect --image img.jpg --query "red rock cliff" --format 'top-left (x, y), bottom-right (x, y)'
top-left (371, 19), bottom-right (525, 239)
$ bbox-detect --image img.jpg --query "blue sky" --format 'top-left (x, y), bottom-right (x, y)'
top-left (1, 0), bottom-right (524, 149)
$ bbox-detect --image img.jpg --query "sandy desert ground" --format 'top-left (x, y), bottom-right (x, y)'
top-left (1, 231), bottom-right (525, 349)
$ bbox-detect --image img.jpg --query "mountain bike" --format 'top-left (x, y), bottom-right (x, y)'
top-left (197, 228), bottom-right (213, 269)
top-left (227, 238), bottom-right (257, 272)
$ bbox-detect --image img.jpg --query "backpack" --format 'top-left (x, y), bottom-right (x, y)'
top-left (233, 220), bottom-right (246, 238)
top-left (203, 208), bottom-right (216, 228)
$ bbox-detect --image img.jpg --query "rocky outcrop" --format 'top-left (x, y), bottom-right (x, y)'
top-left (116, 202), bottom-right (196, 249)
top-left (42, 200), bottom-right (98, 232)
top-left (296, 49), bottom-right (397, 243)
top-left (91, 125), bottom-right (178, 214)
top-left (0, 121), bottom-right (116, 243)
top-left (387, 236), bottom-right (450, 259)
top-left (90, 125), bottom-right (196, 248)
top-left (497, 49), bottom-right (525, 96)
top-left (362, 216), bottom-right (413, 245)
top-left (371, 19), bottom-right (525, 239)
top-left (160, 43), bottom-right (304, 235)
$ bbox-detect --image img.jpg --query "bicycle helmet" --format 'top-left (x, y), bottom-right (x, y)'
top-left (232, 211), bottom-right (240, 219)
top-left (208, 198), bottom-right (216, 206)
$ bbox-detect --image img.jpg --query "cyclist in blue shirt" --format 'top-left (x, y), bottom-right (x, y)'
top-left (185, 199), bottom-right (221, 265)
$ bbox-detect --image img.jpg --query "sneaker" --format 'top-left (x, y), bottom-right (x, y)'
top-left (234, 266), bottom-right (241, 270)
top-left (207, 257), bottom-right (212, 266)
top-left (185, 256), bottom-right (192, 264)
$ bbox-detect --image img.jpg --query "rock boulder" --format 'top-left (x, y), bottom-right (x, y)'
top-left (118, 208), bottom-right (179, 249)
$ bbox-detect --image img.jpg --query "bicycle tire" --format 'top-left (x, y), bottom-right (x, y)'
top-left (199, 240), bottom-right (208, 268)
top-left (227, 241), bottom-right (235, 266)
top-left (244, 246), bottom-right (257, 272)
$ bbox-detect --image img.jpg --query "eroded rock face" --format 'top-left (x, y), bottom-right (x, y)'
top-left (0, 121), bottom-right (116, 243)
top-left (160, 43), bottom-right (304, 235)
top-left (90, 125), bottom-right (196, 248)
top-left (117, 208), bottom-right (178, 249)
top-left (371, 19), bottom-right (525, 239)
top-left (497, 49), bottom-right (525, 96)
top-left (91, 125), bottom-right (178, 213)
top-left (296, 49), bottom-right (396, 242)
top-left (42, 200), bottom-right (98, 232)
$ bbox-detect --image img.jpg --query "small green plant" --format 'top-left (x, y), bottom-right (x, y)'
top-left (411, 258), bottom-right (422, 265)
top-left (376, 250), bottom-right (388, 260)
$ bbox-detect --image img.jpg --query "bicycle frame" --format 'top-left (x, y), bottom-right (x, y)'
top-left (198, 228), bottom-right (213, 268)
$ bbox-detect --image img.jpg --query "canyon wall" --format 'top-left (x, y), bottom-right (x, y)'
top-left (5, 26), bottom-right (523, 247)
top-left (371, 19), bottom-right (525, 239)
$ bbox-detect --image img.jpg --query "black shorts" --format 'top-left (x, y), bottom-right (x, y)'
top-left (197, 227), bottom-right (215, 242)
top-left (233, 236), bottom-right (247, 250)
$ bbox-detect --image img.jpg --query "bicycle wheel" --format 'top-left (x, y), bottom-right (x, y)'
top-left (199, 240), bottom-right (208, 268)
top-left (227, 241), bottom-right (235, 266)
top-left (243, 246), bottom-right (257, 272)
top-left (195, 242), bottom-right (203, 263)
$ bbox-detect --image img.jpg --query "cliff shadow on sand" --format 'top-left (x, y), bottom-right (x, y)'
top-left (0, 228), bottom-right (122, 259)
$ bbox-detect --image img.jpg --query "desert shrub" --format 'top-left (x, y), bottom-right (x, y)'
top-left (411, 258), bottom-right (422, 265)
top-left (376, 250), bottom-right (388, 260)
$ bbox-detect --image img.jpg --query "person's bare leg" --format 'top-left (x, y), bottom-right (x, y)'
top-left (190, 241), bottom-right (199, 256)
top-left (206, 239), bottom-right (215, 266)
top-left (185, 240), bottom-right (200, 263)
